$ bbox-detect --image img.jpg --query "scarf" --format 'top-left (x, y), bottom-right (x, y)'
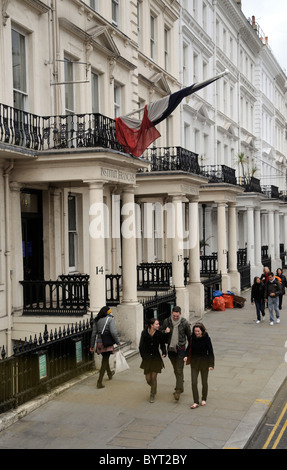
top-left (169, 317), bottom-right (181, 351)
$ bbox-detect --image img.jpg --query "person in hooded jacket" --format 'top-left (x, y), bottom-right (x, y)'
top-left (251, 276), bottom-right (265, 323)
top-left (184, 322), bottom-right (214, 409)
top-left (276, 268), bottom-right (286, 310)
top-left (90, 306), bottom-right (120, 389)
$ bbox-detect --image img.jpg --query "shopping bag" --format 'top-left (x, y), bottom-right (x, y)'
top-left (115, 350), bottom-right (130, 373)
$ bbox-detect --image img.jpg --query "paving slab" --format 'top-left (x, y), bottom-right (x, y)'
top-left (0, 291), bottom-right (286, 451)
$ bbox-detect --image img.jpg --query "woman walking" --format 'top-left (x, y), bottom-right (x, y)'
top-left (276, 268), bottom-right (286, 310)
top-left (184, 322), bottom-right (214, 409)
top-left (251, 276), bottom-right (265, 323)
top-left (90, 306), bottom-right (120, 389)
top-left (139, 318), bottom-right (167, 403)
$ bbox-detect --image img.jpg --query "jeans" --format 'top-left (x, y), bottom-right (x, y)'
top-left (168, 350), bottom-right (185, 392)
top-left (268, 296), bottom-right (280, 322)
top-left (191, 367), bottom-right (209, 404)
top-left (254, 298), bottom-right (265, 321)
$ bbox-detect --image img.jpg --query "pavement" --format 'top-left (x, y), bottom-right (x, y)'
top-left (0, 288), bottom-right (287, 451)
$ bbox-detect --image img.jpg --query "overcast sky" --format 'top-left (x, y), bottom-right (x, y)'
top-left (241, 0), bottom-right (287, 73)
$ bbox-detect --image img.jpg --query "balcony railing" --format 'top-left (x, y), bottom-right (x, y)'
top-left (0, 103), bottom-right (125, 152)
top-left (261, 185), bottom-right (280, 199)
top-left (201, 165), bottom-right (237, 185)
top-left (237, 176), bottom-right (262, 193)
top-left (142, 146), bottom-right (201, 174)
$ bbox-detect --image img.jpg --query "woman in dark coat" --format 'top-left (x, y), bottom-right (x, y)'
top-left (184, 322), bottom-right (214, 409)
top-left (139, 317), bottom-right (167, 403)
top-left (90, 306), bottom-right (120, 389)
top-left (251, 276), bottom-right (265, 322)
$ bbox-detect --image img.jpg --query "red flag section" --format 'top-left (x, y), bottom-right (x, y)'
top-left (115, 106), bottom-right (161, 157)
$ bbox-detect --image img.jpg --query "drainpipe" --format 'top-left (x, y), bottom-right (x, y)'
top-left (3, 160), bottom-right (14, 356)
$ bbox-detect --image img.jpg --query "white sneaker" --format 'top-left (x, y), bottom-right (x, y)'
top-left (256, 320), bottom-right (260, 324)
top-left (270, 321), bottom-right (274, 326)
top-left (276, 318), bottom-right (280, 324)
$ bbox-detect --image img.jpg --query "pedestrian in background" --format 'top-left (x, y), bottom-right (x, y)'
top-left (161, 306), bottom-right (191, 401)
top-left (251, 276), bottom-right (265, 323)
top-left (139, 317), bottom-right (167, 403)
top-left (184, 322), bottom-right (214, 409)
top-left (90, 306), bottom-right (120, 389)
top-left (264, 272), bottom-right (281, 325)
top-left (276, 268), bottom-right (286, 310)
top-left (261, 266), bottom-right (270, 286)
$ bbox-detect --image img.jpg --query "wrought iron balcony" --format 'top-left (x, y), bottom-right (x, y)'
top-left (237, 176), bottom-right (262, 193)
top-left (0, 103), bottom-right (125, 152)
top-left (141, 146), bottom-right (201, 174)
top-left (201, 164), bottom-right (237, 185)
top-left (261, 185), bottom-right (280, 199)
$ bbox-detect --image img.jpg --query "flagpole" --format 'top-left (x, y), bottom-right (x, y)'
top-left (123, 69), bottom-right (229, 118)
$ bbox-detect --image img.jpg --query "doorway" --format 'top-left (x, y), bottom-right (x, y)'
top-left (21, 190), bottom-right (44, 281)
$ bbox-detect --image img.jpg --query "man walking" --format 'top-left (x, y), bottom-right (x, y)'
top-left (161, 306), bottom-right (191, 400)
top-left (264, 272), bottom-right (281, 325)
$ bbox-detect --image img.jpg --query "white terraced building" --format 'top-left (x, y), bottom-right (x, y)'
top-left (0, 0), bottom-right (286, 354)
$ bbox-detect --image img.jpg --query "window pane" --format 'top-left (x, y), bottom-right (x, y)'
top-left (64, 59), bottom-right (74, 113)
top-left (91, 72), bottom-right (99, 113)
top-left (68, 195), bottom-right (76, 231)
top-left (12, 29), bottom-right (26, 93)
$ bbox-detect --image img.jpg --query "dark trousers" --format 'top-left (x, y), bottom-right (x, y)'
top-left (254, 298), bottom-right (265, 320)
top-left (168, 350), bottom-right (185, 392)
top-left (98, 352), bottom-right (112, 383)
top-left (191, 367), bottom-right (209, 404)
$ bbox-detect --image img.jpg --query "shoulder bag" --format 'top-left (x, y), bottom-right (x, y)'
top-left (101, 317), bottom-right (115, 348)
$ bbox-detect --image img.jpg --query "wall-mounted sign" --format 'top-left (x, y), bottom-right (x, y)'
top-left (75, 340), bottom-right (82, 363)
top-left (38, 353), bottom-right (47, 380)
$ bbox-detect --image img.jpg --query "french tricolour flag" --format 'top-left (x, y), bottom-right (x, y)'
top-left (115, 72), bottom-right (227, 157)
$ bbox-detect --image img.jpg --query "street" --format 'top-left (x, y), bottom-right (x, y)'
top-left (246, 377), bottom-right (287, 449)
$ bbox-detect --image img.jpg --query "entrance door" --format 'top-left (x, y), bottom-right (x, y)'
top-left (21, 190), bottom-right (44, 280)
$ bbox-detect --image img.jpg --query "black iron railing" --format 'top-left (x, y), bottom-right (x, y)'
top-left (137, 263), bottom-right (172, 290)
top-left (200, 254), bottom-right (218, 275)
top-left (237, 176), bottom-right (262, 193)
top-left (141, 288), bottom-right (176, 326)
top-left (201, 165), bottom-right (237, 185)
top-left (201, 273), bottom-right (222, 310)
top-left (20, 273), bottom-right (122, 315)
top-left (261, 185), bottom-right (280, 199)
top-left (0, 319), bottom-right (94, 414)
top-left (0, 103), bottom-right (125, 152)
top-left (142, 146), bottom-right (200, 174)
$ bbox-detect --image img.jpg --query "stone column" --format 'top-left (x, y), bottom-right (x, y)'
top-left (247, 206), bottom-right (255, 267)
top-left (254, 208), bottom-right (262, 268)
top-left (188, 197), bottom-right (204, 317)
top-left (85, 180), bottom-right (106, 314)
top-left (274, 210), bottom-right (281, 265)
top-left (121, 187), bottom-right (138, 304)
top-left (284, 213), bottom-right (287, 250)
top-left (217, 202), bottom-right (228, 290)
top-left (228, 202), bottom-right (240, 293)
top-left (171, 194), bottom-right (185, 289)
top-left (117, 186), bottom-right (143, 349)
top-left (268, 210), bottom-right (275, 269)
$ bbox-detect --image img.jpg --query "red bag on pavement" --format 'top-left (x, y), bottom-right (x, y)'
top-left (212, 295), bottom-right (225, 311)
top-left (223, 294), bottom-right (234, 308)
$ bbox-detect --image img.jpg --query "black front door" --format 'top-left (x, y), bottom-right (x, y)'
top-left (21, 190), bottom-right (44, 281)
